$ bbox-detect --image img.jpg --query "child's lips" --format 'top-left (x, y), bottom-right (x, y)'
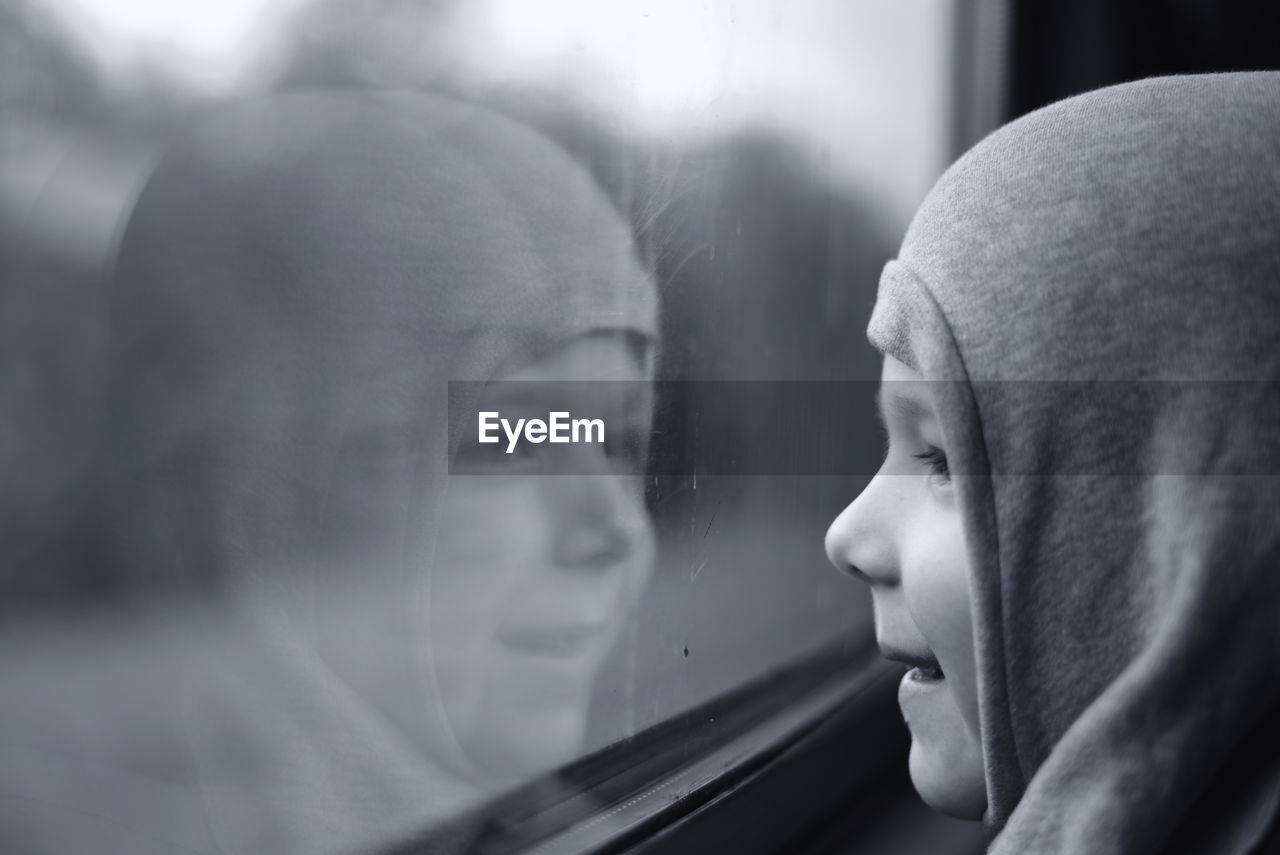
top-left (878, 640), bottom-right (945, 680)
top-left (897, 662), bottom-right (949, 726)
top-left (882, 643), bottom-right (948, 720)
top-left (495, 621), bottom-right (610, 659)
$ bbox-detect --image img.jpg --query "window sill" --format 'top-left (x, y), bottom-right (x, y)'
top-left (386, 634), bottom-right (905, 854)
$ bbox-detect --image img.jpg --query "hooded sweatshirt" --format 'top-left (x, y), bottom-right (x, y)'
top-left (0, 92), bottom-right (656, 854)
top-left (868, 73), bottom-right (1280, 854)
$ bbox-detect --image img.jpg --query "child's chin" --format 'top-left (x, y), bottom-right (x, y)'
top-left (908, 740), bottom-right (987, 820)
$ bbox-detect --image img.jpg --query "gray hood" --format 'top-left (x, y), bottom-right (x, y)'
top-left (869, 73), bottom-right (1280, 853)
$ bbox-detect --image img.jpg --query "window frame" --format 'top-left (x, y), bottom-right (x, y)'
top-left (379, 637), bottom-right (905, 854)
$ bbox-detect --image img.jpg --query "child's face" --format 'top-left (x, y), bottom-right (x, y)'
top-left (309, 333), bottom-right (654, 786)
top-left (432, 333), bottom-right (655, 782)
top-left (825, 355), bottom-right (986, 819)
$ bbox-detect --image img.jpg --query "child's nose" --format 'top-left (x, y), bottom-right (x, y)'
top-left (549, 473), bottom-right (648, 572)
top-left (824, 474), bottom-right (900, 587)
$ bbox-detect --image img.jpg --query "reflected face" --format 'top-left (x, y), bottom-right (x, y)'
top-left (824, 355), bottom-right (985, 819)
top-left (432, 333), bottom-right (655, 783)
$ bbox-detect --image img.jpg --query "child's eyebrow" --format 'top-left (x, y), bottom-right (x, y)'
top-left (875, 385), bottom-right (932, 427)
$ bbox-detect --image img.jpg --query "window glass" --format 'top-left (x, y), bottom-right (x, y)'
top-left (0, 0), bottom-right (954, 849)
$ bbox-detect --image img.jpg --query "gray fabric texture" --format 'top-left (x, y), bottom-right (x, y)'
top-left (868, 73), bottom-right (1280, 853)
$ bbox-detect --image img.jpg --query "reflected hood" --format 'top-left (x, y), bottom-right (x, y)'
top-left (87, 91), bottom-right (656, 853)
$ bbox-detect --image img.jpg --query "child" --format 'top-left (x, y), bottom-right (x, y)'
top-left (826, 73), bottom-right (1280, 853)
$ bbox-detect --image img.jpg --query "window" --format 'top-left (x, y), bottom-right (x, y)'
top-left (0, 2), bottom-right (993, 852)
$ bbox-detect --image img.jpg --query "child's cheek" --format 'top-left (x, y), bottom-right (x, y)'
top-left (902, 503), bottom-right (981, 738)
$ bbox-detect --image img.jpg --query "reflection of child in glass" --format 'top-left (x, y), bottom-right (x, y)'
top-left (826, 74), bottom-right (1280, 853)
top-left (6, 93), bottom-right (656, 854)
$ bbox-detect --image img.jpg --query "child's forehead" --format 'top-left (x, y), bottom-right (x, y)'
top-left (877, 356), bottom-right (939, 426)
top-left (880, 354), bottom-right (920, 383)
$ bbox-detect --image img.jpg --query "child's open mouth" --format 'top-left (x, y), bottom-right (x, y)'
top-left (881, 644), bottom-right (946, 683)
top-left (907, 662), bottom-right (945, 682)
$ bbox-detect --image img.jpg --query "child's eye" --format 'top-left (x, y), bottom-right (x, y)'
top-left (913, 445), bottom-right (951, 484)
